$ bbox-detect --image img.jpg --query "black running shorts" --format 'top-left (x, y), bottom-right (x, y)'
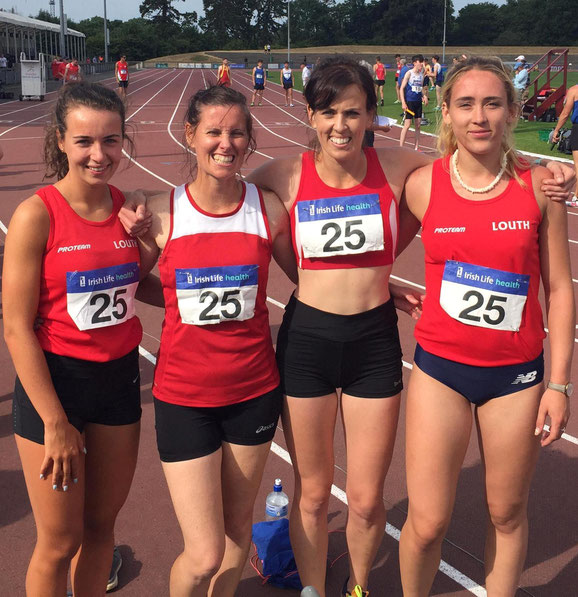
top-left (13, 348), bottom-right (141, 444)
top-left (276, 296), bottom-right (403, 398)
top-left (154, 385), bottom-right (283, 462)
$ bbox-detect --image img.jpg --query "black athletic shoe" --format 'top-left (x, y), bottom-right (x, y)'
top-left (107, 546), bottom-right (122, 592)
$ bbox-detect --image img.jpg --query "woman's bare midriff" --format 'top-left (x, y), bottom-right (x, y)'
top-left (295, 264), bottom-right (393, 315)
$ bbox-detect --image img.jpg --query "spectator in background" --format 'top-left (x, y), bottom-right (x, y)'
top-left (513, 63), bottom-right (529, 104)
top-left (51, 56), bottom-right (63, 80)
top-left (431, 55), bottom-right (444, 110)
top-left (552, 82), bottom-right (578, 205)
top-left (394, 54), bottom-right (402, 103)
top-left (396, 58), bottom-right (408, 105)
top-left (0, 54), bottom-right (7, 68)
top-left (514, 54), bottom-right (526, 70)
top-left (300, 62), bottom-right (311, 88)
top-left (92, 56), bottom-right (98, 64)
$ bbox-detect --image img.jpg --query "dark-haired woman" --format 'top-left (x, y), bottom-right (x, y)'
top-left (3, 82), bottom-right (142, 595)
top-left (134, 85), bottom-right (297, 597)
top-left (246, 56), bottom-right (575, 597)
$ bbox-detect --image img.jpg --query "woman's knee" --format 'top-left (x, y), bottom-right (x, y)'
top-left (37, 529), bottom-right (83, 563)
top-left (347, 488), bottom-right (385, 525)
top-left (180, 545), bottom-right (224, 583)
top-left (487, 500), bottom-right (527, 535)
top-left (296, 480), bottom-right (332, 518)
top-left (406, 509), bottom-right (450, 551)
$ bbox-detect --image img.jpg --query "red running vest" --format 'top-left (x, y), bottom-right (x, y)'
top-left (153, 182), bottom-right (279, 407)
top-left (35, 185), bottom-right (142, 362)
top-left (415, 157), bottom-right (546, 366)
top-left (290, 148), bottom-right (398, 270)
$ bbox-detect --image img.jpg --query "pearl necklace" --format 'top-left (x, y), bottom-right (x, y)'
top-left (451, 149), bottom-right (507, 194)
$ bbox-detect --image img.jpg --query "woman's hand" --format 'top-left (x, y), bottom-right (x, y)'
top-left (390, 283), bottom-right (425, 320)
top-left (541, 161), bottom-right (576, 201)
top-left (119, 190), bottom-right (152, 237)
top-left (534, 388), bottom-right (570, 447)
top-left (41, 419), bottom-right (85, 491)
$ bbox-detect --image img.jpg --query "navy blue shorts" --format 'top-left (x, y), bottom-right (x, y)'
top-left (414, 344), bottom-right (544, 405)
top-left (276, 296), bottom-right (403, 398)
top-left (154, 385), bottom-right (283, 462)
top-left (254, 83), bottom-right (264, 90)
top-left (13, 348), bottom-right (141, 444)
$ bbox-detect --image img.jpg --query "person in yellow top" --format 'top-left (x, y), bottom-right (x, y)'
top-left (217, 58), bottom-right (232, 87)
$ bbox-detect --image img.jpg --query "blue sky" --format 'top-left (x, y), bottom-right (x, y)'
top-left (4, 1), bottom-right (507, 23)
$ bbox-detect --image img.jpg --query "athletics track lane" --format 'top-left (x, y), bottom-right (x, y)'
top-left (0, 67), bottom-right (576, 596)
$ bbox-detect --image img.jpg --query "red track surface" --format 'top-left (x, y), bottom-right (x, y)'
top-left (0, 69), bottom-right (576, 597)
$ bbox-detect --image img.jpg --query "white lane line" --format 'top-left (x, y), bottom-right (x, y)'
top-left (0, 220), bottom-right (7, 234)
top-left (137, 343), bottom-right (485, 595)
top-left (543, 424), bottom-right (578, 446)
top-left (121, 71), bottom-right (185, 188)
top-left (0, 69), bottom-right (177, 140)
top-left (0, 70), bottom-right (159, 118)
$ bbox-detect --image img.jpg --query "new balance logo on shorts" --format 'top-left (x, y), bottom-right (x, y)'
top-left (511, 371), bottom-right (538, 384)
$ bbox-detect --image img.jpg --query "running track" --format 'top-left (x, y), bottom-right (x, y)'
top-left (0, 68), bottom-right (576, 597)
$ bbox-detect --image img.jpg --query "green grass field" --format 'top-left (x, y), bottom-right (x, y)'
top-left (268, 70), bottom-right (578, 157)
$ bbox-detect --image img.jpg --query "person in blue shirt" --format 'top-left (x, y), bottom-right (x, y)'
top-left (251, 59), bottom-right (266, 106)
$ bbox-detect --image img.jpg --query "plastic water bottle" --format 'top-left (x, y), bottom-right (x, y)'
top-left (265, 478), bottom-right (289, 521)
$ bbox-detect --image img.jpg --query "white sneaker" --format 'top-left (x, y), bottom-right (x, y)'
top-left (290, 104), bottom-right (294, 107)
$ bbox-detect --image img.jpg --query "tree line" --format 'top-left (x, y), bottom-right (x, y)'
top-left (29, 0), bottom-right (577, 62)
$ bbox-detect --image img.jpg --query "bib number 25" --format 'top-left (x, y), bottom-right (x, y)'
top-left (458, 291), bottom-right (507, 326)
top-left (199, 289), bottom-right (241, 322)
top-left (90, 288), bottom-right (128, 324)
top-left (322, 219), bottom-right (366, 253)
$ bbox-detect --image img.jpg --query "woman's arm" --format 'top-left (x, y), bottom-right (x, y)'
top-left (262, 189), bottom-right (298, 285)
top-left (395, 160), bottom-right (433, 255)
top-left (534, 166), bottom-right (574, 446)
top-left (2, 197), bottom-right (84, 489)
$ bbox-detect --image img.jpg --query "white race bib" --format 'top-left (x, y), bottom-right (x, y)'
top-left (296, 194), bottom-right (384, 258)
top-left (176, 264), bottom-right (258, 325)
top-left (411, 85), bottom-right (422, 93)
top-left (440, 261), bottom-right (530, 332)
top-left (66, 262), bottom-right (139, 331)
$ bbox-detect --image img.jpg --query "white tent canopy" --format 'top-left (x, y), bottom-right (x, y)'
top-left (0, 11), bottom-right (86, 63)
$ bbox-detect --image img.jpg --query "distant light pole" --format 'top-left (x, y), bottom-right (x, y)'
top-left (58, 0), bottom-right (65, 57)
top-left (104, 0), bottom-right (109, 62)
top-left (442, 0), bottom-right (447, 64)
top-left (287, 0), bottom-right (291, 63)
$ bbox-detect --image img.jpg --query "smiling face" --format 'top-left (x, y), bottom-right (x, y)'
top-left (185, 103), bottom-right (249, 180)
top-left (442, 69), bottom-right (515, 157)
top-left (308, 83), bottom-right (373, 161)
top-left (57, 106), bottom-right (123, 185)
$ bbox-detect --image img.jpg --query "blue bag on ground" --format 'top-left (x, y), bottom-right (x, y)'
top-left (251, 518), bottom-right (302, 590)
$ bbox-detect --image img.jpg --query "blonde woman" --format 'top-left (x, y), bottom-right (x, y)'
top-left (398, 56), bottom-right (574, 596)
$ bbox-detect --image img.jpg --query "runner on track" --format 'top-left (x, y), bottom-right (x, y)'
top-left (400, 54), bottom-right (429, 150)
top-left (373, 56), bottom-right (386, 106)
top-left (115, 55), bottom-right (129, 100)
top-left (217, 58), bottom-right (232, 87)
top-left (398, 55), bottom-right (574, 597)
top-left (64, 58), bottom-right (81, 84)
top-left (282, 62), bottom-right (294, 107)
top-left (552, 82), bottom-right (578, 204)
top-left (251, 59), bottom-right (266, 106)
top-left (3, 82), bottom-right (142, 596)
top-left (131, 85), bottom-right (297, 597)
